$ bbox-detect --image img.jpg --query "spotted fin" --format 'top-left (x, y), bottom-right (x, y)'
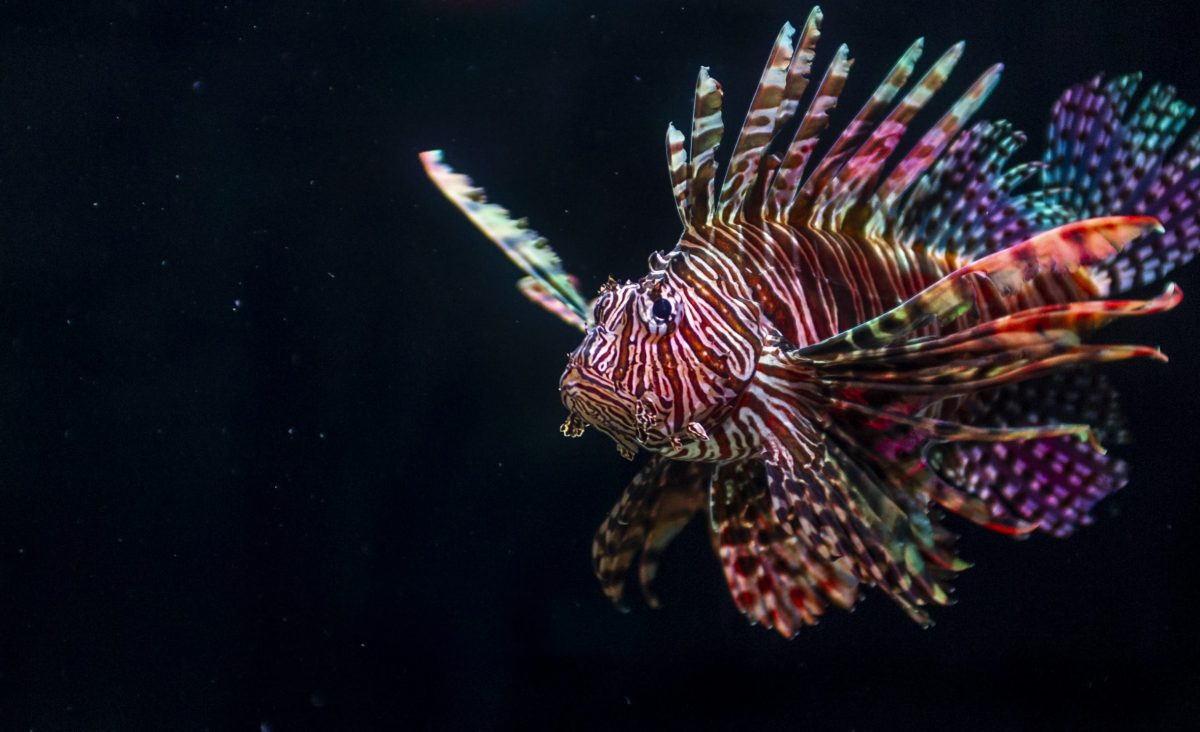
top-left (893, 120), bottom-right (1035, 262)
top-left (419, 150), bottom-right (589, 325)
top-left (932, 436), bottom-right (1127, 538)
top-left (925, 369), bottom-right (1134, 537)
top-left (592, 458), bottom-right (711, 609)
top-left (760, 430), bottom-right (961, 627)
top-left (711, 460), bottom-right (858, 638)
top-left (1041, 75), bottom-right (1200, 292)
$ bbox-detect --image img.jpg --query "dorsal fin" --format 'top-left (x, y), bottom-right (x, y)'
top-left (895, 120), bottom-right (1033, 262)
top-left (715, 22), bottom-right (797, 224)
top-left (1040, 74), bottom-right (1200, 292)
top-left (768, 44), bottom-right (853, 220)
top-left (794, 36), bottom-right (927, 219)
top-left (774, 7), bottom-right (824, 134)
top-left (687, 68), bottom-right (724, 230)
top-left (665, 123), bottom-right (690, 230)
top-left (873, 63), bottom-right (1004, 212)
top-left (820, 42), bottom-right (965, 229)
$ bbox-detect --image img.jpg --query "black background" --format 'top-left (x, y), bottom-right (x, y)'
top-left (1, 0), bottom-right (1199, 729)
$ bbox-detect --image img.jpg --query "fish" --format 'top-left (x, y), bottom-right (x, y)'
top-left (420, 6), bottom-right (1198, 638)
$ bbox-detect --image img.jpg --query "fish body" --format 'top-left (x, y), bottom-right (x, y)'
top-left (421, 7), bottom-right (1197, 637)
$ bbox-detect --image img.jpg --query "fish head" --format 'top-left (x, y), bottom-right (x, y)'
top-left (559, 250), bottom-right (763, 458)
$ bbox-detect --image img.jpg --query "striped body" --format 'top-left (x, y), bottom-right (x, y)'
top-left (422, 6), bottom-right (1199, 637)
top-left (561, 219), bottom-right (1099, 465)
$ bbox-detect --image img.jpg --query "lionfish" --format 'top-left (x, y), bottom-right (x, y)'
top-left (421, 7), bottom-right (1197, 637)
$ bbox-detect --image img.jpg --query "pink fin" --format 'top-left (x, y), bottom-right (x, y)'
top-left (930, 436), bottom-right (1127, 538)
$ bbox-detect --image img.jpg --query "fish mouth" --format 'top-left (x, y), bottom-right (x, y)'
top-left (558, 364), bottom-right (653, 459)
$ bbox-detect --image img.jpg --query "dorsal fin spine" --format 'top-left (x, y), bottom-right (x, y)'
top-left (687, 67), bottom-right (725, 230)
top-left (715, 22), bottom-right (798, 224)
top-left (666, 123), bottom-right (691, 231)
top-left (772, 44), bottom-right (853, 222)
top-left (799, 35), bottom-right (927, 221)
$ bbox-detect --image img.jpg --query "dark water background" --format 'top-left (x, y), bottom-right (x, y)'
top-left (1, 0), bottom-right (1199, 729)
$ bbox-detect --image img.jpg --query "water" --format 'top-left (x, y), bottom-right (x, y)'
top-left (1, 0), bottom-right (1198, 728)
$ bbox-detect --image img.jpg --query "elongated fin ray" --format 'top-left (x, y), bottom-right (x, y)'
top-left (876, 63), bottom-right (1004, 212)
top-left (716, 22), bottom-right (797, 224)
top-left (774, 7), bottom-right (824, 133)
top-left (665, 123), bottom-right (691, 230)
top-left (799, 216), bottom-right (1162, 355)
top-left (770, 44), bottom-right (853, 220)
top-left (828, 397), bottom-right (1102, 450)
top-left (824, 42), bottom-right (966, 228)
top-left (420, 150), bottom-right (588, 323)
top-left (806, 283), bottom-right (1181, 368)
top-left (688, 68), bottom-right (725, 229)
top-left (797, 37), bottom-right (927, 215)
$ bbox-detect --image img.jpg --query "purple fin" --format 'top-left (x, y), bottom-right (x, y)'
top-left (1042, 75), bottom-right (1200, 293)
top-left (929, 435), bottom-right (1127, 538)
top-left (895, 120), bottom-right (1034, 262)
top-left (927, 369), bottom-right (1134, 537)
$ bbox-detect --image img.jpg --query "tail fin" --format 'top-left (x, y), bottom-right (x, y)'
top-left (1042, 75), bottom-right (1200, 292)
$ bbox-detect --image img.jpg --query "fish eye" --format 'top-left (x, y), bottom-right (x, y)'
top-left (651, 298), bottom-right (673, 321)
